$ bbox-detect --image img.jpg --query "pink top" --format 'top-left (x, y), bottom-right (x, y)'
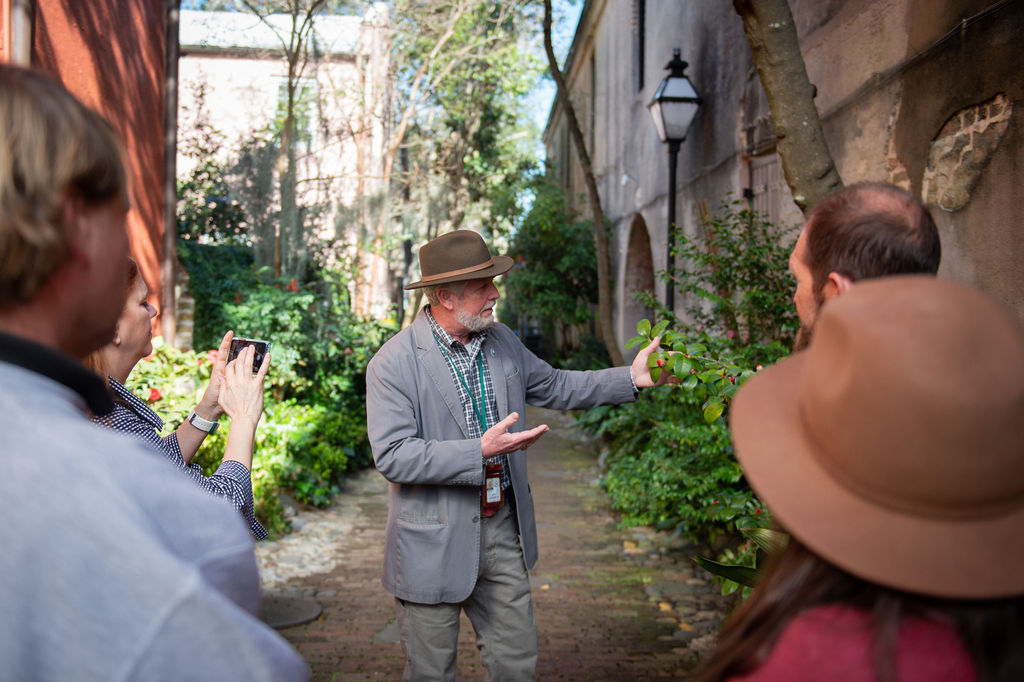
top-left (729, 605), bottom-right (977, 682)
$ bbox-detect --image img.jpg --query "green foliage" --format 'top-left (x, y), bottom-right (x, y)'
top-left (624, 200), bottom-right (797, 422)
top-left (127, 338), bottom-right (216, 427)
top-left (641, 197), bottom-right (798, 346)
top-left (281, 402), bottom-right (373, 506)
top-left (696, 528), bottom-right (789, 598)
top-left (176, 83), bottom-right (251, 245)
top-left (579, 199), bottom-right (796, 595)
top-left (167, 236), bottom-right (394, 534)
top-left (127, 343), bottom-right (376, 536)
top-left (505, 175), bottom-right (597, 323)
top-left (504, 174), bottom-right (605, 367)
top-left (693, 556), bottom-right (758, 590)
top-left (389, 0), bottom-right (544, 245)
top-left (179, 241), bottom-right (393, 407)
top-left (580, 390), bottom-right (770, 545)
top-left (177, 158), bottom-right (250, 244)
top-left (626, 323), bottom-right (787, 424)
top-left (177, 241), bottom-right (256, 347)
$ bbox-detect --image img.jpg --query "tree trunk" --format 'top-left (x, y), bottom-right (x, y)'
top-left (542, 0), bottom-right (623, 367)
top-left (242, 0), bottom-right (324, 279)
top-left (733, 0), bottom-right (843, 213)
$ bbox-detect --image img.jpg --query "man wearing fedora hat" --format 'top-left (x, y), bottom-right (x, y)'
top-left (366, 229), bottom-right (666, 680)
top-left (697, 276), bottom-right (1024, 681)
top-left (789, 182), bottom-right (941, 350)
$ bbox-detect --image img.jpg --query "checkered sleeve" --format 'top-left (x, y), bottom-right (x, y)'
top-left (97, 378), bottom-right (267, 539)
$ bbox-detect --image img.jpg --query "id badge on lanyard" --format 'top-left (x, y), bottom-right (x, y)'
top-left (483, 458), bottom-right (503, 511)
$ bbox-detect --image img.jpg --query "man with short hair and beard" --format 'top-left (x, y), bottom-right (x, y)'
top-left (366, 229), bottom-right (665, 681)
top-left (790, 182), bottom-right (941, 350)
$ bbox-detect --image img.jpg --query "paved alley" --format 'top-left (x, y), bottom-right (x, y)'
top-left (256, 406), bottom-right (731, 681)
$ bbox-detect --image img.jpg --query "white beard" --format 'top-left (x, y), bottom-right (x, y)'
top-left (455, 306), bottom-right (495, 333)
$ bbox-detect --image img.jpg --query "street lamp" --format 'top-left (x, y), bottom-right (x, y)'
top-left (648, 48), bottom-right (701, 314)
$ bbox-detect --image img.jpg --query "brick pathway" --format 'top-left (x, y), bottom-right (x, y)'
top-left (258, 406), bottom-right (730, 681)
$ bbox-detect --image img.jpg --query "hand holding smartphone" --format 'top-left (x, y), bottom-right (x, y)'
top-left (227, 337), bottom-right (271, 374)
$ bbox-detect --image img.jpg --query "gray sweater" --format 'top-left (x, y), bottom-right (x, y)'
top-left (0, 359), bottom-right (309, 681)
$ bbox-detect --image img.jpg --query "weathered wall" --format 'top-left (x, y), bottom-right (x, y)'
top-left (33, 0), bottom-right (166, 324)
top-left (547, 0), bottom-right (778, 348)
top-left (798, 0), bottom-right (1024, 319)
top-left (549, 0), bottom-right (1024, 343)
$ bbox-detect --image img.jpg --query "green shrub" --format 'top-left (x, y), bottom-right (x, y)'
top-left (176, 241), bottom-right (255, 349)
top-left (179, 241), bottom-right (394, 408)
top-left (125, 339), bottom-right (374, 536)
top-left (504, 174), bottom-right (604, 367)
top-left (578, 200), bottom-right (794, 594)
top-left (282, 402), bottom-right (373, 507)
top-left (584, 389), bottom-right (770, 545)
top-left (639, 196), bottom-right (798, 346)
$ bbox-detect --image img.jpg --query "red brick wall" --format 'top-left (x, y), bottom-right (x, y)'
top-left (33, 0), bottom-right (166, 328)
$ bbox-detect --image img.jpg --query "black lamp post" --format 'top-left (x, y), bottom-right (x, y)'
top-left (648, 48), bottom-right (701, 314)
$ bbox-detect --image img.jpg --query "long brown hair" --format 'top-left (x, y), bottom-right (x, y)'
top-left (81, 258), bottom-right (140, 382)
top-left (696, 536), bottom-right (1024, 682)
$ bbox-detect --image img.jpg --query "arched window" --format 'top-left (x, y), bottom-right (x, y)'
top-left (623, 214), bottom-right (655, 354)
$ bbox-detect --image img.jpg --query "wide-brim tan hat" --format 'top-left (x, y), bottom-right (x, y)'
top-left (404, 230), bottom-right (513, 290)
top-left (730, 275), bottom-right (1024, 599)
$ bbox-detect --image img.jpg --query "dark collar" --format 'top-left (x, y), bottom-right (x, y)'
top-left (0, 331), bottom-right (114, 416)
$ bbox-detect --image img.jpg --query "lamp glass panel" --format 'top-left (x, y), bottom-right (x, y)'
top-left (648, 100), bottom-right (667, 142)
top-left (662, 77), bottom-right (698, 100)
top-left (661, 101), bottom-right (699, 141)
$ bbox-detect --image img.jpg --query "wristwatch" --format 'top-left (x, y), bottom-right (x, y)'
top-left (187, 410), bottom-right (220, 434)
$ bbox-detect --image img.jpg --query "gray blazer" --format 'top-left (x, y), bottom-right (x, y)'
top-left (366, 310), bottom-right (636, 603)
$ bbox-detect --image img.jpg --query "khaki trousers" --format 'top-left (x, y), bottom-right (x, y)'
top-left (397, 501), bottom-right (537, 681)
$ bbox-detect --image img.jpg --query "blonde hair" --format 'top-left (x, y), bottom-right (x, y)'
top-left (0, 65), bottom-right (126, 305)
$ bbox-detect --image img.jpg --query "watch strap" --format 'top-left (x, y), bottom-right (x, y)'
top-left (187, 410), bottom-right (220, 434)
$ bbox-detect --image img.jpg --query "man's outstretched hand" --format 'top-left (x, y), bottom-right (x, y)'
top-left (481, 412), bottom-right (549, 458)
top-left (630, 335), bottom-right (678, 389)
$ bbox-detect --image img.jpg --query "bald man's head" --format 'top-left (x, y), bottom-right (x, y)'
top-left (804, 183), bottom-right (940, 292)
top-left (790, 183), bottom-right (941, 350)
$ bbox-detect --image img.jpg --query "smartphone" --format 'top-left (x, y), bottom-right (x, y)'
top-left (228, 337), bottom-right (271, 374)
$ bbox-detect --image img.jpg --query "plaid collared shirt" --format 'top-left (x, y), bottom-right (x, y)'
top-left (426, 307), bottom-right (510, 491)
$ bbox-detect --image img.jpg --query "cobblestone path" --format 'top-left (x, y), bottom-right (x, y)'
top-left (256, 406), bottom-right (730, 681)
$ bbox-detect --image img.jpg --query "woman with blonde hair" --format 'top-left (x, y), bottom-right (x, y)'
top-left (698, 276), bottom-right (1024, 682)
top-left (86, 259), bottom-right (270, 538)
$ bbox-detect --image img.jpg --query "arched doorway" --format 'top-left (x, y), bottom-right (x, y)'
top-left (623, 215), bottom-right (655, 355)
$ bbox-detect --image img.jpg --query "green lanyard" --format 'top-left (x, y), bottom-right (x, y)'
top-left (436, 337), bottom-right (488, 432)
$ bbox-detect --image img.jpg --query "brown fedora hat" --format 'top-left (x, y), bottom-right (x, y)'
top-left (730, 276), bottom-right (1024, 599)
top-left (404, 230), bottom-right (513, 290)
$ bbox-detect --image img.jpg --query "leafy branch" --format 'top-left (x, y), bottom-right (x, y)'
top-left (627, 318), bottom-right (762, 423)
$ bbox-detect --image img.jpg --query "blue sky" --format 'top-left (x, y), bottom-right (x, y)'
top-left (528, 0), bottom-right (585, 135)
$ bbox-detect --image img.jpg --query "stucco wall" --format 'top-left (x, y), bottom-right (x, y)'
top-left (178, 54), bottom-right (371, 215)
top-left (548, 0), bottom-right (779, 348)
top-left (549, 0), bottom-right (1024, 345)
top-left (177, 9), bottom-right (392, 315)
top-left (799, 0), bottom-right (1024, 319)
